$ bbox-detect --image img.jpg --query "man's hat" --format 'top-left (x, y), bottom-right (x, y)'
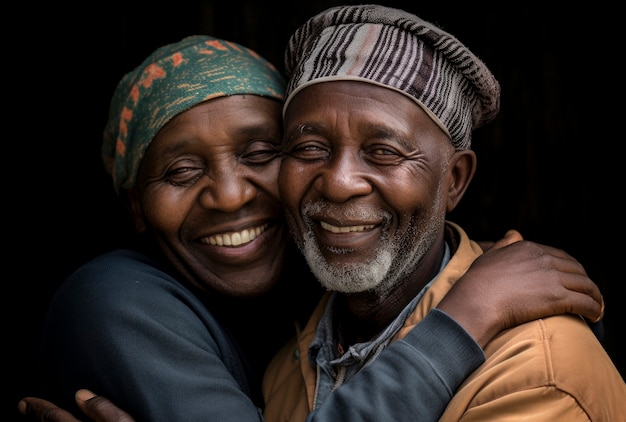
top-left (283, 4), bottom-right (500, 149)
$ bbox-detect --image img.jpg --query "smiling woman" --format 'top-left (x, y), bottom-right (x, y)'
top-left (13, 2), bottom-right (623, 421)
top-left (22, 32), bottom-right (601, 422)
top-left (128, 95), bottom-right (288, 296)
top-left (27, 35), bottom-right (323, 421)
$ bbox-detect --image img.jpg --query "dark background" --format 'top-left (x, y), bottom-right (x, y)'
top-left (9, 0), bottom-right (623, 419)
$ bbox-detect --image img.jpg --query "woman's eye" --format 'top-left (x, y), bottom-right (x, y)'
top-left (164, 166), bottom-right (204, 186)
top-left (241, 141), bottom-right (282, 164)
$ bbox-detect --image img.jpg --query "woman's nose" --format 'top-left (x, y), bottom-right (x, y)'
top-left (199, 170), bottom-right (256, 212)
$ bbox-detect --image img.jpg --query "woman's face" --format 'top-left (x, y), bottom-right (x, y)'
top-left (127, 94), bottom-right (289, 297)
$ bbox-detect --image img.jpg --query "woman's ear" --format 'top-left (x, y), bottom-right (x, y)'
top-left (121, 188), bottom-right (147, 233)
top-left (446, 149), bottom-right (476, 212)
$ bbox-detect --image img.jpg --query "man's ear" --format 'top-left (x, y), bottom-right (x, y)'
top-left (121, 188), bottom-right (147, 233)
top-left (446, 149), bottom-right (476, 212)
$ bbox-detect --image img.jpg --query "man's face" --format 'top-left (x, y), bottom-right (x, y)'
top-left (279, 81), bottom-right (458, 295)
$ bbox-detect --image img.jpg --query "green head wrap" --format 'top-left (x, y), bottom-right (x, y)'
top-left (102, 35), bottom-right (286, 193)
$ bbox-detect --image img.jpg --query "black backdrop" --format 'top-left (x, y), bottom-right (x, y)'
top-left (9, 0), bottom-right (623, 419)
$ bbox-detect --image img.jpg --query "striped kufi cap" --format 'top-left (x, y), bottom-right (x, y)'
top-left (283, 4), bottom-right (500, 149)
top-left (103, 35), bottom-right (286, 193)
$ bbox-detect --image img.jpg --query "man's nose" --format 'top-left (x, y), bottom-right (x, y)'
top-left (315, 149), bottom-right (373, 202)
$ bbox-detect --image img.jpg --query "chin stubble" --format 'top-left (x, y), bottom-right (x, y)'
top-left (295, 181), bottom-right (447, 295)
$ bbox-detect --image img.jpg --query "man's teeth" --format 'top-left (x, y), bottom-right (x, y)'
top-left (206, 224), bottom-right (268, 246)
top-left (320, 221), bottom-right (374, 233)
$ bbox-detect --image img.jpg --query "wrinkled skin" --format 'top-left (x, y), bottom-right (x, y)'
top-left (125, 95), bottom-right (289, 298)
top-left (279, 80), bottom-right (603, 345)
top-left (280, 81), bottom-right (474, 341)
top-left (17, 84), bottom-right (605, 422)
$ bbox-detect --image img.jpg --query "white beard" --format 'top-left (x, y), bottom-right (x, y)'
top-left (300, 225), bottom-right (395, 293)
top-left (296, 194), bottom-right (445, 294)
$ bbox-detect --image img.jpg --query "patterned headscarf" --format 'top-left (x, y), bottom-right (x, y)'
top-left (103, 35), bottom-right (286, 193)
top-left (283, 4), bottom-right (500, 150)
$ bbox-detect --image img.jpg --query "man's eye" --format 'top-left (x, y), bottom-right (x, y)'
top-left (372, 148), bottom-right (396, 155)
top-left (287, 143), bottom-right (329, 161)
top-left (367, 146), bottom-right (407, 165)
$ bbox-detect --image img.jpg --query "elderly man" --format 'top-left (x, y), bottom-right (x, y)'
top-left (15, 5), bottom-right (617, 422)
top-left (262, 4), bottom-right (625, 421)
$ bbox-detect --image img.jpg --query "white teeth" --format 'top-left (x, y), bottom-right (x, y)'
top-left (320, 221), bottom-right (374, 233)
top-left (206, 224), bottom-right (268, 246)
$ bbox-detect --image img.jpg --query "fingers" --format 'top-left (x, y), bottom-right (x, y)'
top-left (556, 285), bottom-right (604, 323)
top-left (484, 240), bottom-right (604, 316)
top-left (476, 229), bottom-right (523, 252)
top-left (490, 229), bottom-right (523, 250)
top-left (569, 284), bottom-right (604, 323)
top-left (17, 391), bottom-right (136, 422)
top-left (18, 397), bottom-right (81, 422)
top-left (75, 389), bottom-right (136, 422)
top-left (596, 298), bottom-right (605, 323)
top-left (533, 245), bottom-right (604, 315)
top-left (443, 236), bottom-right (606, 348)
